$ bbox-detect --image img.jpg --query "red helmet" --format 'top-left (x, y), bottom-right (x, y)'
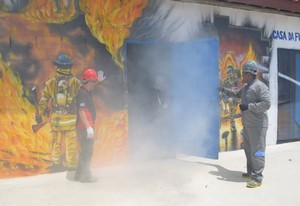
top-left (82, 69), bottom-right (99, 81)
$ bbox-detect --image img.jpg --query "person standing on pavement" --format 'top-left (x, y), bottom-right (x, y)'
top-left (223, 60), bottom-right (271, 188)
top-left (74, 68), bottom-right (101, 183)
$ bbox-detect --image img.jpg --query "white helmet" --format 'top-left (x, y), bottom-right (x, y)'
top-left (243, 60), bottom-right (257, 75)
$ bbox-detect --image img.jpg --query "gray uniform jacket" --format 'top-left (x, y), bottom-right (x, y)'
top-left (225, 79), bottom-right (271, 127)
top-left (237, 79), bottom-right (271, 128)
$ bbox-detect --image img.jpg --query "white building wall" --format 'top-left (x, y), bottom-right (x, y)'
top-left (166, 0), bottom-right (300, 145)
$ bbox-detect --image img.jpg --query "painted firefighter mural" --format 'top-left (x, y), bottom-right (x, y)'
top-left (0, 0), bottom-right (147, 178)
top-left (217, 15), bottom-right (270, 151)
top-left (34, 53), bottom-right (81, 173)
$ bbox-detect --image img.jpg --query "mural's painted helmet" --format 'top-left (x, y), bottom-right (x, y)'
top-left (82, 69), bottom-right (99, 82)
top-left (227, 66), bottom-right (234, 74)
top-left (243, 60), bottom-right (257, 75)
top-left (53, 54), bottom-right (73, 69)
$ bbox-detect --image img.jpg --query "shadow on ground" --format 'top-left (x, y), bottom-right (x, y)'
top-left (197, 162), bottom-right (248, 182)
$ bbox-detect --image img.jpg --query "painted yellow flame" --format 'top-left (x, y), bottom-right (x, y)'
top-left (80, 0), bottom-right (148, 68)
top-left (93, 110), bottom-right (128, 166)
top-left (0, 56), bottom-right (52, 178)
top-left (240, 43), bottom-right (256, 68)
top-left (2, 1), bottom-right (148, 69)
top-left (220, 43), bottom-right (256, 80)
top-left (22, 0), bottom-right (77, 23)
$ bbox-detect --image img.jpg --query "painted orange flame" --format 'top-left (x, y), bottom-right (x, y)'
top-left (22, 0), bottom-right (77, 23)
top-left (220, 43), bottom-right (256, 81)
top-left (239, 43), bottom-right (256, 69)
top-left (0, 57), bottom-right (52, 178)
top-left (3, 0), bottom-right (148, 69)
top-left (93, 110), bottom-right (128, 167)
top-left (79, 0), bottom-right (148, 68)
top-left (219, 53), bottom-right (238, 80)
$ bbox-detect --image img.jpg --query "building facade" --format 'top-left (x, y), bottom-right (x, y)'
top-left (0, 0), bottom-right (299, 178)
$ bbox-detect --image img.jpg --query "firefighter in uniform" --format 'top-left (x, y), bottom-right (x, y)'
top-left (36, 54), bottom-right (81, 175)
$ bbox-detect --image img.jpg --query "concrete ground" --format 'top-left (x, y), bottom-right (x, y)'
top-left (0, 141), bottom-right (299, 206)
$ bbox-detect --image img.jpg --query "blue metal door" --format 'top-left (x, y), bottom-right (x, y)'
top-left (126, 37), bottom-right (220, 160)
top-left (171, 37), bottom-right (219, 159)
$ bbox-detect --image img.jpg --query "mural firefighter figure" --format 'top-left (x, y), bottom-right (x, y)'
top-left (221, 65), bottom-right (243, 149)
top-left (222, 60), bottom-right (270, 188)
top-left (34, 54), bottom-right (81, 178)
top-left (222, 66), bottom-right (242, 131)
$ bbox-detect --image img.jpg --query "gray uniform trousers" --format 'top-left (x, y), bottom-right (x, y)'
top-left (243, 126), bottom-right (267, 182)
top-left (223, 79), bottom-right (270, 183)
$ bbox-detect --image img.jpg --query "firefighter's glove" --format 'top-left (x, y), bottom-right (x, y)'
top-left (35, 115), bottom-right (42, 124)
top-left (239, 104), bottom-right (248, 111)
top-left (87, 127), bottom-right (94, 139)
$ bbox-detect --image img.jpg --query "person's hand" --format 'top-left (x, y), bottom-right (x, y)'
top-left (35, 115), bottom-right (42, 123)
top-left (239, 104), bottom-right (248, 111)
top-left (87, 127), bottom-right (94, 139)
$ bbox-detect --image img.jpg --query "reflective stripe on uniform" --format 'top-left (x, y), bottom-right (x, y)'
top-left (255, 151), bottom-right (265, 157)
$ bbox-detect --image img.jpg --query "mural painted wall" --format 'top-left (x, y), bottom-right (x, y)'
top-left (212, 7), bottom-right (300, 149)
top-left (0, 0), bottom-right (147, 178)
top-left (0, 0), bottom-right (222, 179)
top-left (1, 0), bottom-right (300, 179)
top-left (217, 16), bottom-right (271, 151)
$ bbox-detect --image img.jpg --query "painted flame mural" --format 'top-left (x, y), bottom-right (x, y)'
top-left (20, 0), bottom-right (148, 68)
top-left (22, 0), bottom-right (78, 23)
top-left (0, 58), bottom-right (52, 177)
top-left (219, 42), bottom-right (259, 151)
top-left (0, 0), bottom-right (147, 178)
top-left (80, 0), bottom-right (148, 68)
